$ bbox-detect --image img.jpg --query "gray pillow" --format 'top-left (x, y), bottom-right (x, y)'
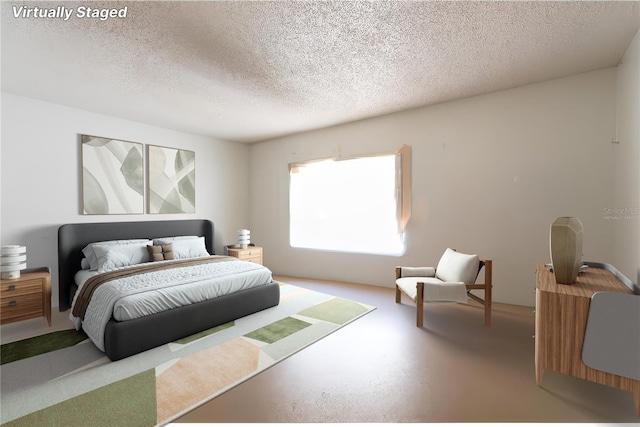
top-left (153, 236), bottom-right (208, 259)
top-left (92, 240), bottom-right (152, 272)
top-left (82, 239), bottom-right (150, 270)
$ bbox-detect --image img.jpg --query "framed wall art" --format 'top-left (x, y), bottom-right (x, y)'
top-left (147, 145), bottom-right (195, 214)
top-left (81, 135), bottom-right (144, 215)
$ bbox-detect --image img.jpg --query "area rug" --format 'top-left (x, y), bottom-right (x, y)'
top-left (0, 283), bottom-right (374, 426)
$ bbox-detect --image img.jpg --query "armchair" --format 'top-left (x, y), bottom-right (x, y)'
top-left (395, 248), bottom-right (492, 327)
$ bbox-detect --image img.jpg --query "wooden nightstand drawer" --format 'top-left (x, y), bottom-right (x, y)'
top-left (0, 269), bottom-right (51, 326)
top-left (227, 247), bottom-right (263, 265)
top-left (1, 293), bottom-right (43, 323)
top-left (1, 279), bottom-right (44, 297)
top-left (243, 255), bottom-right (262, 264)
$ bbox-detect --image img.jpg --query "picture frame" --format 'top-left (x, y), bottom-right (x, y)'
top-left (147, 145), bottom-right (195, 214)
top-left (81, 135), bottom-right (144, 215)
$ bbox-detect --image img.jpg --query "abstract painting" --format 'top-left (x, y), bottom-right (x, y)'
top-left (81, 135), bottom-right (144, 215)
top-left (148, 145), bottom-right (195, 214)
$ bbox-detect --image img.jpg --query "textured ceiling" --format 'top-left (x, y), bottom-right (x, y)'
top-left (2, 1), bottom-right (639, 143)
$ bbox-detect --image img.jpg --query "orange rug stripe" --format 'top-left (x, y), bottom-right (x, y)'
top-left (156, 337), bottom-right (260, 422)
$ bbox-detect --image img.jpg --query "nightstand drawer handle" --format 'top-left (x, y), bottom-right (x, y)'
top-left (8, 300), bottom-right (17, 307)
top-left (8, 285), bottom-right (16, 291)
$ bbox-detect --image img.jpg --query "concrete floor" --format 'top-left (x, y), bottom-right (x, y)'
top-left (2, 276), bottom-right (637, 423)
top-left (177, 276), bottom-right (638, 424)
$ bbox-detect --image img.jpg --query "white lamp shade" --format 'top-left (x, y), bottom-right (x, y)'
top-left (1, 245), bottom-right (27, 279)
top-left (237, 229), bottom-right (251, 248)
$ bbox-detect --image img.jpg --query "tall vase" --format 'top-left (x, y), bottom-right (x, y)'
top-left (549, 217), bottom-right (583, 284)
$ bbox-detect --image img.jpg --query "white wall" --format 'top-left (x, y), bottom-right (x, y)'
top-left (0, 93), bottom-right (252, 308)
top-left (250, 68), bottom-right (619, 307)
top-left (613, 29), bottom-right (640, 286)
top-left (3, 55), bottom-right (633, 311)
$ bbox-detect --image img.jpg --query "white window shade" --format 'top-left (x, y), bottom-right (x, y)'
top-left (289, 146), bottom-right (411, 255)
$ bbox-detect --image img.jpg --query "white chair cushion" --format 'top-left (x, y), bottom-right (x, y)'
top-left (396, 277), bottom-right (438, 300)
top-left (396, 277), bottom-right (468, 303)
top-left (435, 248), bottom-right (480, 285)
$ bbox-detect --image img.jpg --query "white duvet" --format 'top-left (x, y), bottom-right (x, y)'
top-left (70, 256), bottom-right (273, 351)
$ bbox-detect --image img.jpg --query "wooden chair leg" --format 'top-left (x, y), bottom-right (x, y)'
top-left (484, 293), bottom-right (492, 326)
top-left (484, 260), bottom-right (492, 327)
top-left (395, 267), bottom-right (403, 304)
top-left (416, 282), bottom-right (424, 327)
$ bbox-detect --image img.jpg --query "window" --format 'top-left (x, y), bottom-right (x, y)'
top-left (289, 145), bottom-right (411, 255)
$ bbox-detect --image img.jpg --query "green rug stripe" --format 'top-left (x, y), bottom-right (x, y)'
top-left (244, 316), bottom-right (311, 344)
top-left (298, 297), bottom-right (370, 325)
top-left (1, 329), bottom-right (88, 365)
top-left (0, 284), bottom-right (376, 427)
top-left (173, 321), bottom-right (234, 345)
top-left (3, 369), bottom-right (156, 427)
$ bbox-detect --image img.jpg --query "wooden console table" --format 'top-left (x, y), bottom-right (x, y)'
top-left (535, 262), bottom-right (640, 416)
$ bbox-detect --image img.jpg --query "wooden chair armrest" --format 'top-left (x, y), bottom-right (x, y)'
top-left (479, 259), bottom-right (492, 285)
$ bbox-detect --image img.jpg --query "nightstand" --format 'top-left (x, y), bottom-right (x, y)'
top-left (0, 267), bottom-right (51, 326)
top-left (227, 246), bottom-right (263, 265)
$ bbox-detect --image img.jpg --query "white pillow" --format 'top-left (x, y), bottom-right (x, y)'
top-left (92, 240), bottom-right (152, 272)
top-left (435, 248), bottom-right (480, 285)
top-left (152, 236), bottom-right (198, 245)
top-left (82, 239), bottom-right (150, 271)
top-left (154, 236), bottom-right (209, 259)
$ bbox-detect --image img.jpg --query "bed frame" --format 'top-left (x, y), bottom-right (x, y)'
top-left (58, 219), bottom-right (280, 361)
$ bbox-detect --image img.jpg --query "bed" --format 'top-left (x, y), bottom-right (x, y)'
top-left (58, 219), bottom-right (280, 361)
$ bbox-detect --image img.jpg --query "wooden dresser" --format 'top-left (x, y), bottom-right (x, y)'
top-left (227, 246), bottom-right (263, 265)
top-left (535, 262), bottom-right (640, 416)
top-left (0, 268), bottom-right (51, 326)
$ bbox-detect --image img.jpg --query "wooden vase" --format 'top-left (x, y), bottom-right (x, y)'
top-left (549, 217), bottom-right (583, 284)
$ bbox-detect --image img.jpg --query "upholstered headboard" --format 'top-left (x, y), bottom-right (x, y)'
top-left (57, 219), bottom-right (214, 311)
